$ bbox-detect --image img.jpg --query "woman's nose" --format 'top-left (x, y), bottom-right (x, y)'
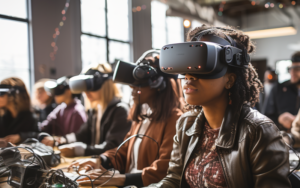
top-left (185, 74), bottom-right (197, 80)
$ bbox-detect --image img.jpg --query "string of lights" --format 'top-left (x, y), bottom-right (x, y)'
top-left (50, 0), bottom-right (71, 61)
top-left (132, 5), bottom-right (147, 13)
top-left (218, 1), bottom-right (226, 17)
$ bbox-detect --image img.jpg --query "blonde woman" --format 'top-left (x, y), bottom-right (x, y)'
top-left (43, 63), bottom-right (132, 157)
top-left (0, 77), bottom-right (38, 144)
top-left (32, 78), bottom-right (56, 122)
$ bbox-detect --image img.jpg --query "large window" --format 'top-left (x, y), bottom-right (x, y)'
top-left (81, 0), bottom-right (132, 69)
top-left (151, 1), bottom-right (184, 49)
top-left (0, 0), bottom-right (32, 89)
top-left (276, 60), bottom-right (292, 83)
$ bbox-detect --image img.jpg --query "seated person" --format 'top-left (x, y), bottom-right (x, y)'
top-left (0, 77), bottom-right (38, 144)
top-left (147, 25), bottom-right (290, 187)
top-left (42, 62), bottom-right (131, 157)
top-left (68, 51), bottom-right (183, 187)
top-left (284, 109), bottom-right (300, 148)
top-left (264, 51), bottom-right (300, 131)
top-left (32, 79), bottom-right (56, 123)
top-left (39, 76), bottom-right (87, 138)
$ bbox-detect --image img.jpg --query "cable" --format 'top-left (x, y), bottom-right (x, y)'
top-left (114, 134), bottom-right (159, 171)
top-left (75, 134), bottom-right (158, 187)
top-left (285, 142), bottom-right (300, 176)
top-left (94, 168), bottom-right (115, 187)
top-left (74, 174), bottom-right (94, 188)
top-left (37, 132), bottom-right (61, 166)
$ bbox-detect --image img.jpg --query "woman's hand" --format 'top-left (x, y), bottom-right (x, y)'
top-left (41, 136), bottom-right (67, 147)
top-left (59, 147), bottom-right (76, 157)
top-left (68, 158), bottom-right (101, 173)
top-left (77, 173), bottom-right (125, 187)
top-left (278, 112), bottom-right (295, 129)
top-left (41, 136), bottom-right (55, 147)
top-left (4, 134), bottom-right (21, 144)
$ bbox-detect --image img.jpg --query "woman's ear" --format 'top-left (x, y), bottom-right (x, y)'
top-left (225, 73), bottom-right (236, 89)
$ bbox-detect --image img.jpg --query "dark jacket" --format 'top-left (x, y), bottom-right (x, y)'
top-left (34, 100), bottom-right (56, 123)
top-left (0, 110), bottom-right (39, 143)
top-left (264, 80), bottom-right (299, 130)
top-left (74, 98), bottom-right (131, 156)
top-left (150, 104), bottom-right (291, 188)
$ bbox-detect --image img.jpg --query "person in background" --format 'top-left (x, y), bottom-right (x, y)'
top-left (42, 63), bottom-right (131, 157)
top-left (69, 53), bottom-right (183, 187)
top-left (265, 51), bottom-right (300, 131)
top-left (32, 79), bottom-right (56, 123)
top-left (256, 67), bottom-right (278, 114)
top-left (0, 77), bottom-right (38, 144)
top-left (38, 76), bottom-right (87, 138)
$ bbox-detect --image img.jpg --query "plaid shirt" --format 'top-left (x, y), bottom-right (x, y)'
top-left (185, 122), bottom-right (227, 188)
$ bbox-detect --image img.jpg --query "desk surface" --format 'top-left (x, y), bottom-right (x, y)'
top-left (53, 156), bottom-right (117, 188)
top-left (0, 156), bottom-right (116, 188)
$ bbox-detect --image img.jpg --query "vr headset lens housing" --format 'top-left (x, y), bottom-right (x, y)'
top-left (160, 33), bottom-right (250, 79)
top-left (44, 77), bottom-right (69, 96)
top-left (69, 71), bottom-right (112, 94)
top-left (0, 88), bottom-right (10, 96)
top-left (113, 60), bottom-right (158, 87)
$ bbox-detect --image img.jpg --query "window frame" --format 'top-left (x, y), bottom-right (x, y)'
top-left (81, 0), bottom-right (132, 64)
top-left (0, 0), bottom-right (34, 91)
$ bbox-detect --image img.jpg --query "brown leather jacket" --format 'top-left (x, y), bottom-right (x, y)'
top-left (149, 104), bottom-right (291, 188)
top-left (101, 109), bottom-right (182, 186)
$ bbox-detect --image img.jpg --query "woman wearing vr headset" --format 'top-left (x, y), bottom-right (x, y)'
top-left (43, 63), bottom-right (132, 158)
top-left (0, 77), bottom-right (39, 144)
top-left (147, 25), bottom-right (290, 188)
top-left (32, 79), bottom-right (56, 123)
top-left (69, 52), bottom-right (183, 187)
top-left (38, 76), bottom-right (87, 143)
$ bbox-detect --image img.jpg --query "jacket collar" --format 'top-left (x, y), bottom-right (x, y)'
top-left (185, 104), bottom-right (244, 149)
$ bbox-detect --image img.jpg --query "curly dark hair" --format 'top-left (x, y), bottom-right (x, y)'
top-left (185, 25), bottom-right (263, 111)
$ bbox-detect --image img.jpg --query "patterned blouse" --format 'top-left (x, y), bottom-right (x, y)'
top-left (184, 122), bottom-right (227, 188)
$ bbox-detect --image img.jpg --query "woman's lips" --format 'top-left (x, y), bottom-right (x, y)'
top-left (184, 88), bottom-right (198, 94)
top-left (183, 84), bottom-right (198, 94)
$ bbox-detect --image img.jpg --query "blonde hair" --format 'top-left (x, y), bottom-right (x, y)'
top-left (0, 77), bottom-right (31, 113)
top-left (83, 63), bottom-right (122, 111)
top-left (32, 78), bottom-right (53, 107)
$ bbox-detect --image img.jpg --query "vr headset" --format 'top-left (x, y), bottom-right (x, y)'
top-left (160, 28), bottom-right (251, 79)
top-left (69, 68), bottom-right (113, 94)
top-left (113, 49), bottom-right (177, 91)
top-left (44, 76), bottom-right (70, 96)
top-left (0, 85), bottom-right (26, 96)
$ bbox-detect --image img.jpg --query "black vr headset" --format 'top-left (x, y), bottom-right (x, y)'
top-left (160, 28), bottom-right (250, 79)
top-left (0, 85), bottom-right (26, 96)
top-left (44, 76), bottom-right (70, 96)
top-left (113, 49), bottom-right (177, 91)
top-left (69, 68), bottom-right (113, 94)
